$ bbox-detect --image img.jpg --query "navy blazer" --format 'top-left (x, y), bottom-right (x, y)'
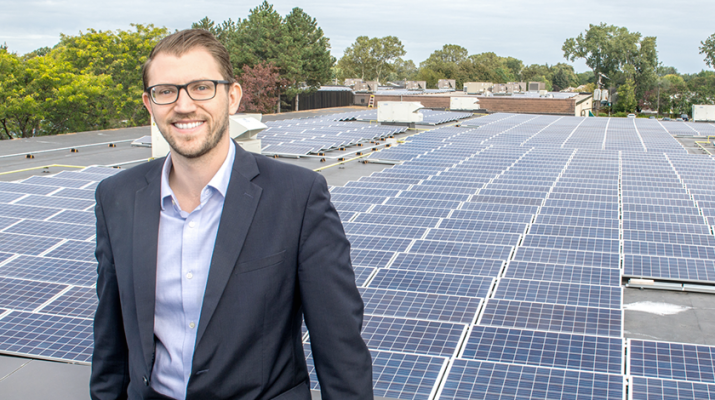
top-left (90, 142), bottom-right (373, 400)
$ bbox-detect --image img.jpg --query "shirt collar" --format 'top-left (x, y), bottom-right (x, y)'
top-left (160, 141), bottom-right (236, 211)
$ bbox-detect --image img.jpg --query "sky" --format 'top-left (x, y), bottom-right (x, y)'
top-left (1, 0), bottom-right (714, 74)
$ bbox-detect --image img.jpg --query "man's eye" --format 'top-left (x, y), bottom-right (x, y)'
top-left (157, 88), bottom-right (176, 96)
top-left (194, 85), bottom-right (210, 91)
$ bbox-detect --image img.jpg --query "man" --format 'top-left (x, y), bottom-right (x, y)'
top-left (90, 29), bottom-right (373, 400)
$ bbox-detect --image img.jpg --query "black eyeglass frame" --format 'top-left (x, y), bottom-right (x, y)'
top-left (145, 79), bottom-right (232, 105)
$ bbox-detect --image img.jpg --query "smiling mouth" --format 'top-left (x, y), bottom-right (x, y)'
top-left (173, 121), bottom-right (204, 130)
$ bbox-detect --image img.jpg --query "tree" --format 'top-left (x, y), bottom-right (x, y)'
top-left (237, 61), bottom-right (289, 114)
top-left (700, 33), bottom-right (715, 68)
top-left (563, 23), bottom-right (657, 108)
top-left (284, 7), bottom-right (334, 92)
top-left (616, 78), bottom-right (637, 113)
top-left (55, 24), bottom-right (168, 126)
top-left (336, 36), bottom-right (405, 83)
top-left (384, 58), bottom-right (417, 82)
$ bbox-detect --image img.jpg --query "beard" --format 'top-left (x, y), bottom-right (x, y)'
top-left (160, 109), bottom-right (229, 159)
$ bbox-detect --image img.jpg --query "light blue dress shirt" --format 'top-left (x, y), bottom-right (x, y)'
top-left (151, 143), bottom-right (235, 399)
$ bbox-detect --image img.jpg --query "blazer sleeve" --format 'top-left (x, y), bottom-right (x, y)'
top-left (90, 181), bottom-right (131, 400)
top-left (297, 174), bottom-right (373, 400)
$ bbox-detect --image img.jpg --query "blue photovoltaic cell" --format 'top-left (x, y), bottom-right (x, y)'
top-left (329, 194), bottom-right (389, 204)
top-left (344, 222), bottom-right (427, 239)
top-left (408, 240), bottom-right (513, 260)
top-left (46, 210), bottom-right (95, 226)
top-left (304, 344), bottom-right (447, 400)
top-left (0, 192), bottom-right (24, 204)
top-left (0, 311), bottom-right (93, 362)
top-left (350, 249), bottom-right (395, 268)
top-left (331, 201), bottom-right (373, 213)
top-left (629, 339), bottom-right (715, 383)
top-left (22, 176), bottom-right (93, 189)
top-left (513, 247), bottom-right (620, 269)
top-left (623, 255), bottom-right (715, 283)
top-left (50, 188), bottom-right (96, 200)
top-left (0, 204), bottom-right (61, 221)
top-left (479, 299), bottom-right (622, 337)
top-left (630, 376), bottom-right (715, 400)
top-left (38, 286), bottom-right (97, 319)
top-left (0, 252), bottom-right (14, 265)
top-left (361, 315), bottom-right (466, 357)
top-left (470, 195), bottom-right (544, 206)
top-left (368, 268), bottom-right (493, 297)
top-left (493, 278), bottom-right (622, 309)
top-left (624, 241), bottom-right (715, 260)
top-left (535, 215), bottom-right (619, 229)
top-left (424, 229), bottom-right (521, 246)
top-left (461, 326), bottom-right (623, 374)
top-left (347, 235), bottom-right (413, 252)
top-left (352, 213), bottom-right (441, 228)
top-left (505, 261), bottom-right (621, 286)
top-left (540, 207), bottom-right (618, 219)
top-left (521, 235), bottom-right (619, 253)
top-left (439, 359), bottom-right (624, 400)
top-left (624, 230), bottom-right (715, 246)
top-left (15, 195), bottom-right (95, 211)
top-left (438, 219), bottom-right (527, 234)
top-left (338, 210), bottom-right (355, 222)
top-left (0, 277), bottom-right (68, 311)
top-left (528, 224), bottom-right (619, 240)
top-left (623, 212), bottom-right (704, 225)
top-left (0, 216), bottom-right (20, 230)
top-left (460, 202), bottom-right (539, 214)
top-left (359, 287), bottom-right (481, 324)
top-left (449, 210), bottom-right (534, 223)
top-left (0, 233), bottom-right (62, 256)
top-left (0, 255), bottom-right (97, 286)
top-left (390, 253), bottom-right (503, 276)
top-left (369, 204), bottom-right (452, 218)
top-left (353, 266), bottom-right (375, 287)
top-left (384, 197), bottom-right (462, 210)
top-left (0, 182), bottom-right (58, 195)
top-left (44, 240), bottom-right (96, 262)
top-left (4, 219), bottom-right (95, 241)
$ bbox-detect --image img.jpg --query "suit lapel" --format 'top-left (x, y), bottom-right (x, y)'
top-left (196, 143), bottom-right (262, 346)
top-left (133, 163), bottom-right (162, 372)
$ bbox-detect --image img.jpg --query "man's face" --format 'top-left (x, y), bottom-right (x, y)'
top-left (142, 48), bottom-right (242, 160)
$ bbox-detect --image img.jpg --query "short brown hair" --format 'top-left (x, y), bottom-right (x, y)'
top-left (142, 29), bottom-right (235, 89)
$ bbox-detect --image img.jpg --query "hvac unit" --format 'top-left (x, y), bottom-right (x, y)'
top-left (377, 102), bottom-right (424, 123)
top-left (450, 97), bottom-right (480, 111)
top-left (693, 105), bottom-right (715, 122)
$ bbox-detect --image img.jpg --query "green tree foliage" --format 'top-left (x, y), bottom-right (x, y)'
top-left (420, 44), bottom-right (468, 83)
top-left (195, 4), bottom-right (333, 106)
top-left (336, 36), bottom-right (405, 83)
top-left (700, 33), bottom-right (715, 68)
top-left (384, 58), bottom-right (417, 82)
top-left (616, 78), bottom-right (637, 113)
top-left (55, 24), bottom-right (168, 126)
top-left (563, 23), bottom-right (658, 104)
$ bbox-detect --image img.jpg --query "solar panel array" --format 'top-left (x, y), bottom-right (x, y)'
top-left (1, 112), bottom-right (715, 399)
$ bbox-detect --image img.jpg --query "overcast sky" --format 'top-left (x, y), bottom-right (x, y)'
top-left (1, 0), bottom-right (713, 74)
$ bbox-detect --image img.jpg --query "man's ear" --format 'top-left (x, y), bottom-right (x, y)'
top-left (142, 92), bottom-right (154, 118)
top-left (229, 82), bottom-right (242, 115)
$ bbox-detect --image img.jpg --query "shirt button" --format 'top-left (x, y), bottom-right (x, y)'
top-left (188, 221), bottom-right (196, 228)
top-left (189, 322), bottom-right (196, 329)
top-left (186, 272), bottom-right (193, 279)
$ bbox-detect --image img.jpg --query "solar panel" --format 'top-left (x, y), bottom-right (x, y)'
top-left (0, 255), bottom-right (97, 286)
top-left (629, 339), bottom-right (715, 383)
top-left (389, 253), bottom-right (503, 276)
top-left (360, 315), bottom-right (467, 357)
top-left (505, 261), bottom-right (621, 286)
top-left (630, 376), bottom-right (715, 400)
top-left (4, 220), bottom-right (95, 241)
top-left (0, 233), bottom-right (62, 256)
top-left (43, 240), bottom-right (95, 262)
top-left (513, 247), bottom-right (620, 269)
top-left (438, 359), bottom-right (624, 400)
top-left (624, 255), bottom-right (715, 283)
top-left (344, 222), bottom-right (427, 239)
top-left (38, 286), bottom-right (97, 319)
top-left (363, 286), bottom-right (480, 326)
top-left (478, 299), bottom-right (622, 337)
top-left (408, 240), bottom-right (513, 260)
top-left (304, 344), bottom-right (448, 400)
top-left (493, 278), bottom-right (622, 309)
top-left (0, 311), bottom-right (93, 362)
top-left (368, 269), bottom-right (494, 297)
top-left (461, 326), bottom-right (624, 374)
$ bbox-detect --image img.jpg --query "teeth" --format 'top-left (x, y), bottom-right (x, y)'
top-left (174, 121), bottom-right (203, 129)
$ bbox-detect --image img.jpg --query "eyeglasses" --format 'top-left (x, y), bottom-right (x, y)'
top-left (145, 79), bottom-right (231, 105)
